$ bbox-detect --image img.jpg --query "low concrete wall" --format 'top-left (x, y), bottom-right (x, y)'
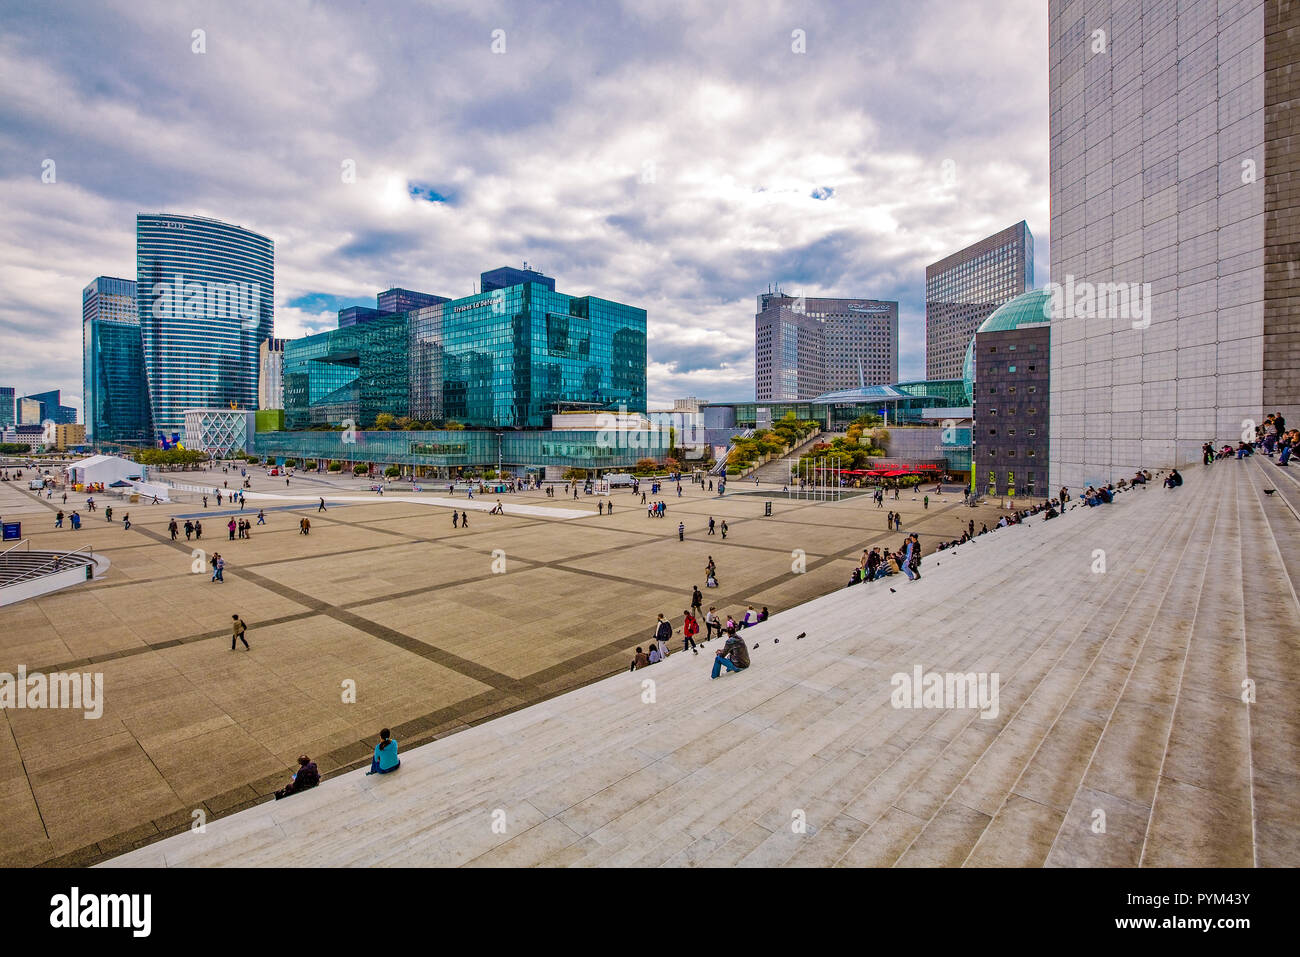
top-left (0, 561), bottom-right (94, 607)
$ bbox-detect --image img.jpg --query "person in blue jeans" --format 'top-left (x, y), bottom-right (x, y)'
top-left (367, 728), bottom-right (400, 775)
top-left (710, 629), bottom-right (750, 679)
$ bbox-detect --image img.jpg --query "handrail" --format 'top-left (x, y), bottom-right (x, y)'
top-left (0, 538), bottom-right (31, 558)
top-left (1, 545), bottom-right (96, 586)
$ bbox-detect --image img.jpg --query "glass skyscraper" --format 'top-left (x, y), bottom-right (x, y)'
top-left (284, 315), bottom-right (410, 429)
top-left (83, 276), bottom-right (151, 448)
top-left (19, 390), bottom-right (78, 425)
top-left (136, 213), bottom-right (274, 438)
top-left (925, 221), bottom-right (1033, 381)
top-left (0, 387), bottom-right (14, 430)
top-left (408, 270), bottom-right (646, 428)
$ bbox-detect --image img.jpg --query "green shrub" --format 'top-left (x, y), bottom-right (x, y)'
top-left (328, 461), bottom-right (342, 472)
top-left (384, 465), bottom-right (400, 477)
top-left (353, 464), bottom-right (369, 475)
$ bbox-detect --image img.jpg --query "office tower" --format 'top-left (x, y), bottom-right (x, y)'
top-left (824, 301), bottom-right (899, 390)
top-left (926, 221), bottom-right (1034, 381)
top-left (754, 290), bottom-right (898, 400)
top-left (136, 213), bottom-right (274, 437)
top-left (755, 291), bottom-right (824, 400)
top-left (0, 387), bottom-right (13, 430)
top-left (337, 306), bottom-right (393, 328)
top-left (407, 269), bottom-right (645, 427)
top-left (376, 287), bottom-right (448, 313)
top-left (258, 338), bottom-right (287, 410)
top-left (83, 276), bottom-right (152, 448)
top-left (19, 390), bottom-right (77, 424)
top-left (480, 265), bottom-right (556, 293)
top-left (283, 316), bottom-right (410, 429)
top-left (1048, 0), bottom-right (1299, 489)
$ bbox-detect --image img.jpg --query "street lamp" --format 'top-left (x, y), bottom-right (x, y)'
top-left (496, 432), bottom-right (503, 484)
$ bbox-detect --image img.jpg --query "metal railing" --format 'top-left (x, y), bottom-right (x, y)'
top-left (0, 538), bottom-right (31, 559)
top-left (0, 545), bottom-right (96, 587)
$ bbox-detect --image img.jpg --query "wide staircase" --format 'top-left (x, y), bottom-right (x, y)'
top-left (105, 459), bottom-right (1299, 867)
top-left (0, 541), bottom-right (104, 606)
top-left (746, 431), bottom-right (835, 484)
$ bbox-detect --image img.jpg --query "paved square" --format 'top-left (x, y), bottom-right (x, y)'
top-left (0, 472), bottom-right (1012, 865)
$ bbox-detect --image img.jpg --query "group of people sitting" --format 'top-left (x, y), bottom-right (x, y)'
top-left (631, 606), bottom-right (767, 676)
top-left (1206, 414), bottom-right (1299, 466)
top-left (847, 532), bottom-right (923, 586)
top-left (273, 729), bottom-right (400, 801)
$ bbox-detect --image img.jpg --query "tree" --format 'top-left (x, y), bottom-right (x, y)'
top-left (374, 413), bottom-right (396, 430)
top-left (635, 457), bottom-right (659, 473)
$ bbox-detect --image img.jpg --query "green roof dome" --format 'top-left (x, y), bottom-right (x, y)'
top-left (962, 288), bottom-right (1052, 403)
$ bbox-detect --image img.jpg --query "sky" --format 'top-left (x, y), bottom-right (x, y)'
top-left (0, 0), bottom-right (1050, 416)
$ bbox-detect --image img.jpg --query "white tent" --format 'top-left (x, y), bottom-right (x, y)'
top-left (65, 454), bottom-right (142, 487)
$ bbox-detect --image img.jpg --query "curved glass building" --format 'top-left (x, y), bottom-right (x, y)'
top-left (136, 213), bottom-right (274, 438)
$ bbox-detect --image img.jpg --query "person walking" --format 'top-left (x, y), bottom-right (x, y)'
top-left (211, 553), bottom-right (225, 582)
top-left (452, 511), bottom-right (459, 528)
top-left (691, 585), bottom-right (703, 617)
top-left (256, 509), bottom-right (266, 525)
top-left (720, 520), bottom-right (728, 540)
top-left (123, 513), bottom-right (131, 531)
top-left (105, 505), bottom-right (113, 522)
top-left (682, 609), bottom-right (699, 654)
top-left (169, 519), bottom-right (178, 541)
top-left (184, 520), bottom-right (194, 540)
top-left (55, 510), bottom-right (64, 529)
top-left (653, 614), bottom-right (672, 659)
top-left (707, 516), bottom-right (715, 535)
top-left (318, 497), bottom-right (326, 512)
top-left (923, 495), bottom-right (929, 510)
top-left (228, 518), bottom-right (237, 541)
top-left (704, 606), bottom-right (721, 641)
top-left (194, 519), bottom-right (203, 540)
top-left (231, 614), bottom-right (250, 650)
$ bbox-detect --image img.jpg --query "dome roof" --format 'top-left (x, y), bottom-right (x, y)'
top-left (962, 288), bottom-right (1052, 401)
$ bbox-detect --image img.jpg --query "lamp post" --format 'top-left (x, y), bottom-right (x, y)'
top-left (496, 432), bottom-right (503, 484)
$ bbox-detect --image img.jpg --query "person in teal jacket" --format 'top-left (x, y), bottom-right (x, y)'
top-left (366, 728), bottom-right (400, 775)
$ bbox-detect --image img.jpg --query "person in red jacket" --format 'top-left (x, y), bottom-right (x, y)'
top-left (681, 609), bottom-right (700, 654)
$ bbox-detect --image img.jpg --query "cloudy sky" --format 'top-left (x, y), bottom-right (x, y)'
top-left (1, 0), bottom-right (1049, 415)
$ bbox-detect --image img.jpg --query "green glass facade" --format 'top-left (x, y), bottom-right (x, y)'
top-left (252, 428), bottom-right (670, 471)
top-left (83, 276), bottom-right (152, 448)
top-left (409, 281), bottom-right (646, 428)
top-left (284, 315), bottom-right (409, 429)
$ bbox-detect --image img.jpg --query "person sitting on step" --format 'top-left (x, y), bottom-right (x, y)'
top-left (366, 729), bottom-right (400, 775)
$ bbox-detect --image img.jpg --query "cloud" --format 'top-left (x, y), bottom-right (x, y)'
top-left (0, 0), bottom-right (1049, 412)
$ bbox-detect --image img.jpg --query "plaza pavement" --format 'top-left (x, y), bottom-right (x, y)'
top-left (104, 458), bottom-right (1300, 867)
top-left (0, 468), bottom-right (1008, 865)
